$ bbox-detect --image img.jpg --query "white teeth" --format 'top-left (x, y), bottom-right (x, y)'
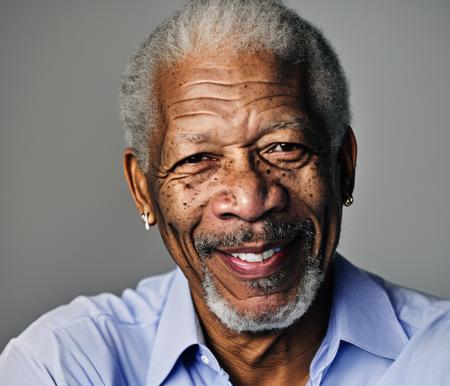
top-left (230, 247), bottom-right (281, 262)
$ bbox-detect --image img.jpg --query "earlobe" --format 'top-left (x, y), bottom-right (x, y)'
top-left (123, 148), bottom-right (157, 226)
top-left (144, 211), bottom-right (156, 226)
top-left (338, 127), bottom-right (357, 204)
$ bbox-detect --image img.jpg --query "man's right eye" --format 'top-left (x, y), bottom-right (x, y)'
top-left (181, 154), bottom-right (212, 164)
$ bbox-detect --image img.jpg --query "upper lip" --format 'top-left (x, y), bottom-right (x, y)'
top-left (216, 240), bottom-right (290, 254)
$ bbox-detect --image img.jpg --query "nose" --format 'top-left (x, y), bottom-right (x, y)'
top-left (210, 168), bottom-right (288, 222)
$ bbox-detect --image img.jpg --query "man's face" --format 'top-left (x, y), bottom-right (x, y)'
top-left (146, 51), bottom-right (344, 331)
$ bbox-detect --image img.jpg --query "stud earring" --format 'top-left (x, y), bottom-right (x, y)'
top-left (141, 213), bottom-right (150, 231)
top-left (344, 195), bottom-right (354, 207)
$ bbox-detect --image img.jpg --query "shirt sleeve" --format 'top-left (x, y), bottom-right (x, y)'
top-left (0, 340), bottom-right (57, 386)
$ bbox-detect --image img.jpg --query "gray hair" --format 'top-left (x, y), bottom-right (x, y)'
top-left (119, 0), bottom-right (350, 172)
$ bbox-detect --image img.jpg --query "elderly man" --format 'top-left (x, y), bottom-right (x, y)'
top-left (1, 0), bottom-right (449, 385)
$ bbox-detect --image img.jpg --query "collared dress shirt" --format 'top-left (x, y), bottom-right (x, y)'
top-left (1, 255), bottom-right (449, 385)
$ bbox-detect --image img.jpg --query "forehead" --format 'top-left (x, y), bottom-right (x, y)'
top-left (151, 51), bottom-right (306, 153)
top-left (158, 51), bottom-right (301, 91)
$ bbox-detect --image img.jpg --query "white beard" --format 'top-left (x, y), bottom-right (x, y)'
top-left (201, 254), bottom-right (325, 333)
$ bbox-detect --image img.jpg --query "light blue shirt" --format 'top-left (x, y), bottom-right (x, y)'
top-left (1, 255), bottom-right (449, 385)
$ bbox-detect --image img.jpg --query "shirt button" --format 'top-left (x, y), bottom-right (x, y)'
top-left (200, 355), bottom-right (210, 365)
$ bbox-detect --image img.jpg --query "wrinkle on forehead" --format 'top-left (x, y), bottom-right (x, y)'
top-left (158, 51), bottom-right (301, 98)
top-left (157, 52), bottom-right (303, 121)
top-left (164, 54), bottom-right (298, 85)
top-left (183, 80), bottom-right (297, 87)
top-left (166, 79), bottom-right (300, 108)
top-left (172, 116), bottom-right (310, 145)
top-left (170, 94), bottom-right (302, 122)
top-left (169, 96), bottom-right (239, 108)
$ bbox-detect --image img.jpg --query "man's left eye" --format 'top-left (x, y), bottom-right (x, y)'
top-left (268, 143), bottom-right (302, 152)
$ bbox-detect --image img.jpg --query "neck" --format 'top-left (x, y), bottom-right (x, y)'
top-left (191, 272), bottom-right (332, 386)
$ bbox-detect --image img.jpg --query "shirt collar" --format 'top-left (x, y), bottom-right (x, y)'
top-left (146, 256), bottom-right (410, 385)
top-left (329, 254), bottom-right (409, 359)
top-left (146, 267), bottom-right (205, 386)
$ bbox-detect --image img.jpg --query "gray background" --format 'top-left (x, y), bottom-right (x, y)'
top-left (1, 0), bottom-right (449, 351)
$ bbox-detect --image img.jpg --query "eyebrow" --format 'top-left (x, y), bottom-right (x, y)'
top-left (259, 117), bottom-right (310, 134)
top-left (175, 131), bottom-right (210, 144)
top-left (173, 117), bottom-right (310, 144)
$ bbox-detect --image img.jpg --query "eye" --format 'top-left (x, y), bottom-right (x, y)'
top-left (262, 142), bottom-right (311, 168)
top-left (181, 154), bottom-right (213, 164)
top-left (171, 153), bottom-right (219, 173)
top-left (268, 143), bottom-right (302, 153)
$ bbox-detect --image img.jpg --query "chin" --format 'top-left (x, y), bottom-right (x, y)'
top-left (201, 253), bottom-right (325, 333)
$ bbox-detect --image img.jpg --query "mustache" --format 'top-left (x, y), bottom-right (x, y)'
top-left (193, 219), bottom-right (315, 258)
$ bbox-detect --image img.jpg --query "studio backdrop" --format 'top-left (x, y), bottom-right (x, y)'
top-left (1, 0), bottom-right (449, 351)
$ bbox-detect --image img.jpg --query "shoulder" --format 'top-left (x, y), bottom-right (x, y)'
top-left (0, 269), bottom-right (177, 385)
top-left (369, 276), bottom-right (450, 384)
top-left (337, 258), bottom-right (450, 382)
top-left (19, 269), bottom-right (177, 348)
top-left (371, 272), bottom-right (450, 338)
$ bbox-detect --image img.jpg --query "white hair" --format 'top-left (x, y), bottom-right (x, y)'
top-left (119, 0), bottom-right (350, 172)
top-left (202, 254), bottom-right (325, 333)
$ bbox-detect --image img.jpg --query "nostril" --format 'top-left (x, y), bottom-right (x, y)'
top-left (219, 212), bottom-right (235, 220)
top-left (210, 173), bottom-right (287, 222)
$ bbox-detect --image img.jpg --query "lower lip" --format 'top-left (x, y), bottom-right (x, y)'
top-left (218, 245), bottom-right (291, 278)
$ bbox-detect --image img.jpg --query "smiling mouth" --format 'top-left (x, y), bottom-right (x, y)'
top-left (216, 241), bottom-right (297, 278)
top-left (228, 247), bottom-right (282, 262)
top-left (195, 219), bottom-right (315, 279)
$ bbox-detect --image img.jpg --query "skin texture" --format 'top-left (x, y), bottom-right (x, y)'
top-left (123, 51), bottom-right (357, 386)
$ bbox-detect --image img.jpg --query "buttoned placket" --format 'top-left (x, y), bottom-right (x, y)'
top-left (197, 347), bottom-right (232, 386)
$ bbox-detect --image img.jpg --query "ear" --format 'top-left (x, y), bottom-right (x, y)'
top-left (337, 126), bottom-right (357, 203)
top-left (123, 148), bottom-right (157, 226)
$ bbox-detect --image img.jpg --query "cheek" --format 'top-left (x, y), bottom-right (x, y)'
top-left (282, 164), bottom-right (332, 213)
top-left (158, 180), bottom-right (208, 230)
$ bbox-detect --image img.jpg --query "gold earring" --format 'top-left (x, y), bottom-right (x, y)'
top-left (344, 196), bottom-right (353, 207)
